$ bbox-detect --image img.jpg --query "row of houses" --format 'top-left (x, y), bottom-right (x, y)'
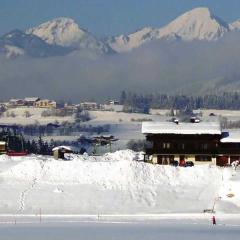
top-left (142, 119), bottom-right (240, 167)
top-left (1, 97), bottom-right (120, 111)
top-left (7, 98), bottom-right (57, 109)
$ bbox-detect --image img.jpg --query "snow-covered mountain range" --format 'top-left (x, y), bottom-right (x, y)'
top-left (0, 29), bottom-right (70, 58)
top-left (231, 19), bottom-right (240, 30)
top-left (108, 7), bottom-right (231, 52)
top-left (26, 17), bottom-right (114, 55)
top-left (1, 7), bottom-right (240, 58)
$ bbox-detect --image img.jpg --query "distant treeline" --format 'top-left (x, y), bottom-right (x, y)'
top-left (0, 130), bottom-right (86, 155)
top-left (120, 91), bottom-right (240, 113)
top-left (21, 123), bottom-right (110, 136)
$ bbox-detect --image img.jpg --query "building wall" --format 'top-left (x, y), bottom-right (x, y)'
top-left (0, 142), bottom-right (7, 154)
top-left (35, 100), bottom-right (56, 109)
top-left (148, 154), bottom-right (215, 165)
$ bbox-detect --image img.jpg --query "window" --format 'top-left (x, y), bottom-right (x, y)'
top-left (146, 141), bottom-right (153, 149)
top-left (195, 155), bottom-right (212, 162)
top-left (157, 155), bottom-right (174, 165)
top-left (200, 143), bottom-right (208, 150)
top-left (179, 143), bottom-right (185, 150)
top-left (163, 142), bottom-right (171, 149)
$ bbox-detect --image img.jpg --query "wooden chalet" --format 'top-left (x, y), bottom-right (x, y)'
top-left (142, 120), bottom-right (240, 166)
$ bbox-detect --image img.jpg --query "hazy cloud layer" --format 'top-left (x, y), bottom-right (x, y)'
top-left (1, 32), bottom-right (240, 102)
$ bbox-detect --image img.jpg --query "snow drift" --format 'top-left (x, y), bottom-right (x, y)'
top-left (0, 150), bottom-right (238, 215)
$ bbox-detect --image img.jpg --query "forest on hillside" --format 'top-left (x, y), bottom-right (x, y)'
top-left (120, 91), bottom-right (240, 113)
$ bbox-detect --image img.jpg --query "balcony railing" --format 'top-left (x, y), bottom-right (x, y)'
top-left (145, 148), bottom-right (240, 155)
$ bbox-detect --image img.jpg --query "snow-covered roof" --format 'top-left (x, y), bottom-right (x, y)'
top-left (142, 121), bottom-right (221, 135)
top-left (0, 141), bottom-right (6, 145)
top-left (221, 130), bottom-right (240, 143)
top-left (52, 146), bottom-right (72, 151)
top-left (80, 102), bottom-right (98, 105)
top-left (24, 97), bottom-right (39, 102)
top-left (9, 99), bottom-right (23, 102)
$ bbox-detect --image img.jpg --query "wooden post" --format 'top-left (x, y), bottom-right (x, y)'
top-left (39, 208), bottom-right (42, 223)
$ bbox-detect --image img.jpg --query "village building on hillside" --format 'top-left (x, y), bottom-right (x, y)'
top-left (8, 99), bottom-right (25, 107)
top-left (24, 97), bottom-right (40, 106)
top-left (142, 120), bottom-right (240, 167)
top-left (63, 103), bottom-right (77, 114)
top-left (107, 100), bottom-right (120, 105)
top-left (35, 99), bottom-right (57, 109)
top-left (80, 102), bottom-right (101, 111)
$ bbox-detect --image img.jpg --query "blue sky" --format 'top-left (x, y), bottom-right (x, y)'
top-left (1, 0), bottom-right (240, 37)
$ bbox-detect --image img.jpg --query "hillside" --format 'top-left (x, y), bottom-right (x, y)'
top-left (0, 150), bottom-right (239, 215)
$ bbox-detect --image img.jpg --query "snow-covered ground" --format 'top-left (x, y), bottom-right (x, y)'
top-left (0, 150), bottom-right (239, 216)
top-left (88, 110), bottom-right (165, 124)
top-left (88, 110), bottom-right (165, 151)
top-left (0, 107), bottom-right (74, 125)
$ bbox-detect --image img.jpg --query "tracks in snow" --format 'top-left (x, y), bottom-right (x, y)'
top-left (18, 160), bottom-right (46, 213)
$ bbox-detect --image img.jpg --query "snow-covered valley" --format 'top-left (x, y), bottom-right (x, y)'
top-left (0, 150), bottom-right (239, 216)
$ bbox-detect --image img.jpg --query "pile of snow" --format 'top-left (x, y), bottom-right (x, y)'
top-left (0, 150), bottom-right (236, 215)
top-left (216, 168), bottom-right (240, 213)
top-left (0, 154), bottom-right (11, 162)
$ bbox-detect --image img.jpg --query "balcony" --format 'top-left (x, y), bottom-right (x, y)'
top-left (145, 148), bottom-right (218, 155)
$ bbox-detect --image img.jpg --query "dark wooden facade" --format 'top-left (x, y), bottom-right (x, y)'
top-left (144, 133), bottom-right (240, 166)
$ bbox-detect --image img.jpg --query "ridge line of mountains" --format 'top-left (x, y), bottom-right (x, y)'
top-left (1, 7), bottom-right (240, 58)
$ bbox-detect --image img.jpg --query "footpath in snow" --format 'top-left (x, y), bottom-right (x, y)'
top-left (0, 150), bottom-right (239, 215)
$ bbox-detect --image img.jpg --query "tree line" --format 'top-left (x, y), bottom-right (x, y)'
top-left (120, 91), bottom-right (240, 113)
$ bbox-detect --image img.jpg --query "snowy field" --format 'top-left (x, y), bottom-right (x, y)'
top-left (88, 110), bottom-right (166, 150)
top-left (1, 218), bottom-right (240, 240)
top-left (1, 150), bottom-right (240, 239)
top-left (89, 110), bottom-right (165, 124)
top-left (0, 107), bottom-right (74, 125)
top-left (2, 107), bottom-right (240, 127)
top-left (0, 150), bottom-right (239, 215)
top-left (0, 107), bottom-right (165, 150)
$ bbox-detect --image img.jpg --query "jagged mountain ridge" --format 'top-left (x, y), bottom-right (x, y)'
top-left (1, 7), bottom-right (240, 57)
top-left (26, 17), bottom-right (114, 55)
top-left (108, 7), bottom-right (231, 52)
top-left (0, 29), bottom-right (70, 58)
top-left (231, 19), bottom-right (240, 30)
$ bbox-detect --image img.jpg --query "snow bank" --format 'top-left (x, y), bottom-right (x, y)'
top-left (0, 154), bottom-right (11, 162)
top-left (1, 150), bottom-right (221, 187)
top-left (0, 150), bottom-right (237, 215)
